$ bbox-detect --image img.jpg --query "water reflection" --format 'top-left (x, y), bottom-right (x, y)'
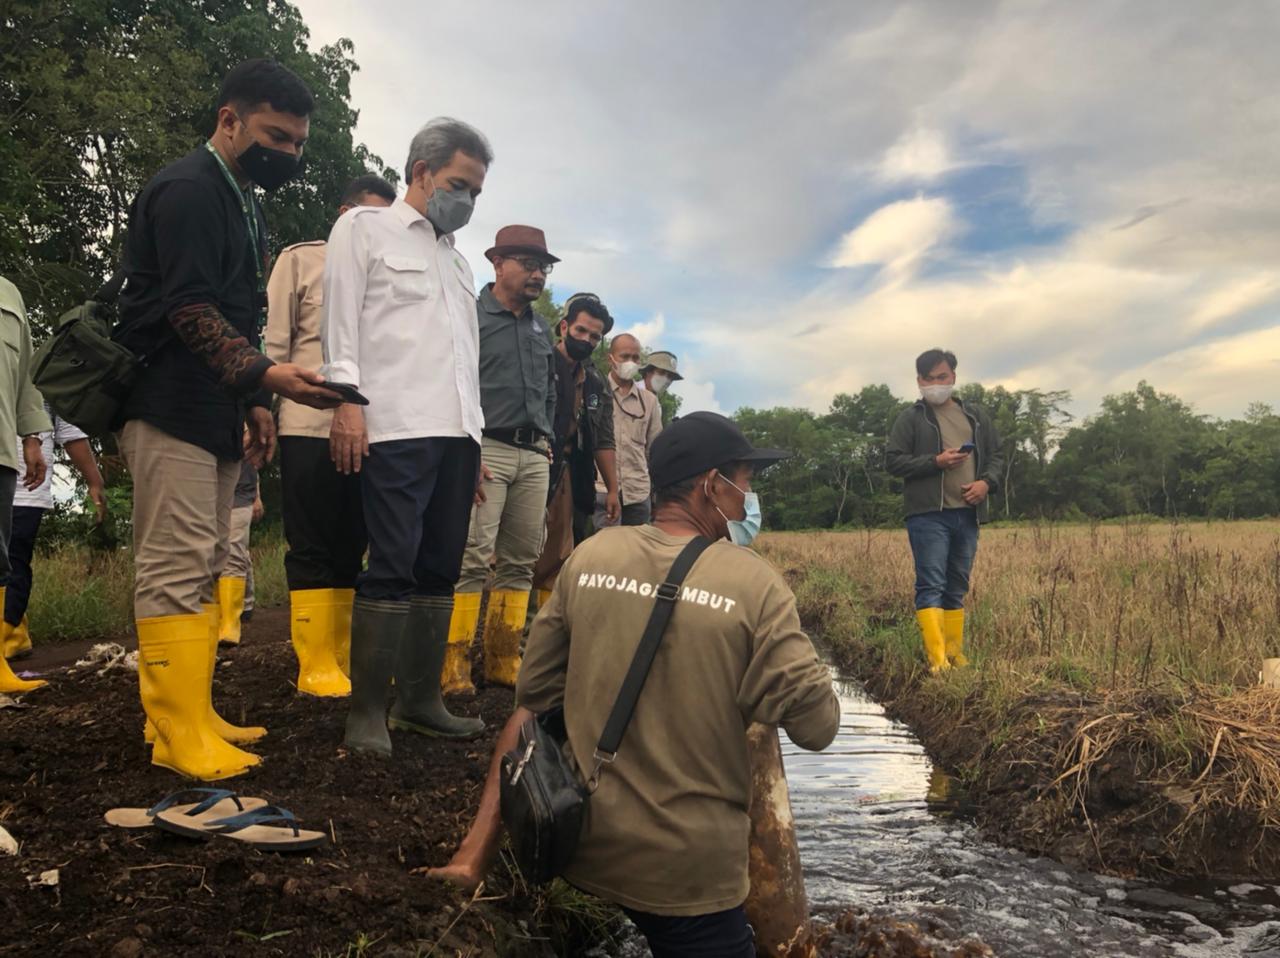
top-left (783, 672), bottom-right (1280, 957)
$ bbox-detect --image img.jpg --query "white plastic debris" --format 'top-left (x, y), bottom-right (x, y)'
top-left (28, 868), bottom-right (58, 888)
top-left (0, 693), bottom-right (23, 710)
top-left (74, 643), bottom-right (137, 675)
top-left (0, 825), bottom-right (18, 856)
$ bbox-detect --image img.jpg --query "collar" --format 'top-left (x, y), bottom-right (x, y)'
top-left (479, 283), bottom-right (532, 320)
top-left (392, 197), bottom-right (449, 243)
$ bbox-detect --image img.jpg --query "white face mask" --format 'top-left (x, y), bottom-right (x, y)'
top-left (615, 360), bottom-right (641, 381)
top-left (921, 384), bottom-right (954, 405)
top-left (649, 373), bottom-right (672, 394)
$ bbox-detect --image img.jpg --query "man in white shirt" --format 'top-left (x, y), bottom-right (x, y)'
top-left (323, 117), bottom-right (491, 757)
top-left (3, 406), bottom-right (106, 659)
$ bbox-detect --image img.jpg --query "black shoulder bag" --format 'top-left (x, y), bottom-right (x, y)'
top-left (499, 536), bottom-right (712, 884)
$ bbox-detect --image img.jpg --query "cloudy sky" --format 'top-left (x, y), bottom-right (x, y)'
top-left (293, 0), bottom-right (1280, 421)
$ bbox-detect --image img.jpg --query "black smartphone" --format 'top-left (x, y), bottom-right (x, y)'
top-left (958, 442), bottom-right (976, 453)
top-left (322, 382), bottom-right (370, 406)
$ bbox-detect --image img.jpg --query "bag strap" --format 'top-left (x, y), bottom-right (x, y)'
top-left (94, 272), bottom-right (126, 304)
top-left (588, 535), bottom-right (713, 788)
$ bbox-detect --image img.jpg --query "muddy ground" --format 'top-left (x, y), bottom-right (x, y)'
top-left (0, 608), bottom-right (601, 958)
top-left (0, 607), bottom-right (984, 958)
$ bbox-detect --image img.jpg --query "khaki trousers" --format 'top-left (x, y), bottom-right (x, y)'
top-left (456, 437), bottom-right (549, 594)
top-left (225, 503), bottom-right (255, 611)
top-left (119, 419), bottom-right (238, 619)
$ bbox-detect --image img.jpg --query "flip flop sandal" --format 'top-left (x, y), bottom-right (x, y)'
top-left (104, 788), bottom-right (267, 830)
top-left (188, 805), bottom-right (326, 852)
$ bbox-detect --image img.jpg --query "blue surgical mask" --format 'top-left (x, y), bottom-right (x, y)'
top-left (707, 474), bottom-right (762, 547)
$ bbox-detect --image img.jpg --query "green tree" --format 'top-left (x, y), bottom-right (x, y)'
top-left (1, 0), bottom-right (393, 329)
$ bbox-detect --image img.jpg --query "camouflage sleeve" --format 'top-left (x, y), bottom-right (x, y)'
top-left (169, 303), bottom-right (274, 395)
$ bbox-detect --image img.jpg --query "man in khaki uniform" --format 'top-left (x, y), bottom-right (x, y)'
top-left (593, 332), bottom-right (661, 529)
top-left (0, 277), bottom-right (51, 695)
top-left (264, 173), bottom-right (395, 695)
top-left (428, 412), bottom-right (840, 956)
top-left (444, 226), bottom-right (559, 695)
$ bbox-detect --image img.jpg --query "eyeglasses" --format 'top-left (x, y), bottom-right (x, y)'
top-left (513, 257), bottom-right (553, 275)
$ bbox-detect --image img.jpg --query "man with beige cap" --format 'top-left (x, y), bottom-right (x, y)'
top-left (442, 225), bottom-right (560, 694)
top-left (640, 350), bottom-right (683, 401)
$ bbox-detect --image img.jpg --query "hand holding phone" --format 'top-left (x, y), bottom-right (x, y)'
top-left (958, 442), bottom-right (976, 454)
top-left (321, 382), bottom-right (371, 406)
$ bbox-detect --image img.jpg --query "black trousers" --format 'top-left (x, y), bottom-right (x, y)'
top-left (622, 905), bottom-right (754, 958)
top-left (280, 436), bottom-right (367, 591)
top-left (3, 505), bottom-right (43, 625)
top-left (359, 437), bottom-right (479, 601)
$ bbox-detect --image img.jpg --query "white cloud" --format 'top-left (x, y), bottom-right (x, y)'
top-left (829, 196), bottom-right (956, 279)
top-left (879, 127), bottom-right (956, 182)
top-left (622, 312), bottom-right (666, 350)
top-left (292, 0), bottom-right (1280, 422)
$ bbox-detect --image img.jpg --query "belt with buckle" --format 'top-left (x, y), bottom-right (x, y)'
top-left (483, 427), bottom-right (549, 453)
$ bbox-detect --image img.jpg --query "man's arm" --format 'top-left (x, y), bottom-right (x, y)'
top-left (738, 575), bottom-right (840, 752)
top-left (978, 407), bottom-right (1003, 494)
top-left (885, 407), bottom-right (941, 479)
top-left (321, 211), bottom-right (367, 388)
top-left (14, 304), bottom-right (51, 439)
top-left (63, 438), bottom-right (107, 522)
top-left (151, 180), bottom-right (335, 408)
top-left (644, 390), bottom-right (663, 452)
top-left (263, 247), bottom-right (298, 366)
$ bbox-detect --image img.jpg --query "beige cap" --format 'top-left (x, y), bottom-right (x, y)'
top-left (641, 350), bottom-right (683, 381)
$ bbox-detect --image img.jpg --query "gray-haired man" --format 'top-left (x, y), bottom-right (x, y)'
top-left (323, 117), bottom-right (492, 756)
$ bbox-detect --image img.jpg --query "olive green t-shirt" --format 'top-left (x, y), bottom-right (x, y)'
top-left (934, 401), bottom-right (975, 509)
top-left (516, 525), bottom-right (840, 917)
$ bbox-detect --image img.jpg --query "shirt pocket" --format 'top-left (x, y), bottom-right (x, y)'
top-left (381, 255), bottom-right (431, 303)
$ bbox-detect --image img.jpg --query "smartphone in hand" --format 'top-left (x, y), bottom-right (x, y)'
top-left (958, 441), bottom-right (976, 453)
top-left (322, 382), bottom-right (370, 406)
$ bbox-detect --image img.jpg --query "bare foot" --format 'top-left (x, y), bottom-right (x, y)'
top-left (413, 862), bottom-right (484, 893)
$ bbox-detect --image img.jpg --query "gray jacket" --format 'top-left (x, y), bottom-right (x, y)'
top-left (885, 399), bottom-right (1003, 522)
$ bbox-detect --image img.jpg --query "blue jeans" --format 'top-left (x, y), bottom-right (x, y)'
top-left (906, 508), bottom-right (979, 610)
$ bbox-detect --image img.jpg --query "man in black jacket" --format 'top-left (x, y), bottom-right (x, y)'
top-left (885, 348), bottom-right (1003, 672)
top-left (114, 59), bottom-right (341, 780)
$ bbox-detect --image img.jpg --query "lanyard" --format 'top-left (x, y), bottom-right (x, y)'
top-left (204, 142), bottom-right (265, 296)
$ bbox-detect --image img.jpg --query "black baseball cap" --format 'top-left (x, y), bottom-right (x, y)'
top-left (649, 411), bottom-right (789, 489)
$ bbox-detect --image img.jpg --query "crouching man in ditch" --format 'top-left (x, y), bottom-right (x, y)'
top-left (424, 412), bottom-right (840, 957)
top-left (886, 348), bottom-right (1003, 672)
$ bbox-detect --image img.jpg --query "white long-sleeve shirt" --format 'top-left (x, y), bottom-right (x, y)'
top-left (321, 199), bottom-right (483, 444)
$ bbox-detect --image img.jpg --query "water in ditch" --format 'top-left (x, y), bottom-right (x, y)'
top-left (782, 671), bottom-right (1280, 957)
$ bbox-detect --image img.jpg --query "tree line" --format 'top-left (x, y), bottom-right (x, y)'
top-left (733, 382), bottom-right (1280, 529)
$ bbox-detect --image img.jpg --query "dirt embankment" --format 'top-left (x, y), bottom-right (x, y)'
top-left (795, 597), bottom-right (1280, 885)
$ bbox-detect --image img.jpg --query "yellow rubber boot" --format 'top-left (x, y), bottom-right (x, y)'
top-left (333, 588), bottom-right (355, 678)
top-left (916, 608), bottom-right (950, 673)
top-left (203, 603), bottom-right (266, 745)
top-left (535, 588), bottom-right (552, 611)
top-left (290, 589), bottom-right (351, 697)
top-left (216, 577), bottom-right (247, 646)
top-left (442, 591), bottom-right (482, 696)
top-left (0, 588), bottom-right (44, 692)
top-left (943, 609), bottom-right (970, 667)
top-left (136, 612), bottom-right (258, 780)
top-left (4, 616), bottom-right (33, 659)
top-left (483, 589), bottom-right (529, 688)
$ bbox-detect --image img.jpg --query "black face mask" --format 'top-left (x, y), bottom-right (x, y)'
top-left (564, 335), bottom-right (594, 362)
top-left (237, 139), bottom-right (302, 192)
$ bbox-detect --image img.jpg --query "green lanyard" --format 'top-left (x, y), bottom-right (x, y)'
top-left (204, 142), bottom-right (265, 297)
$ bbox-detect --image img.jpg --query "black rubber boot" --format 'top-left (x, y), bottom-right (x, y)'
top-left (388, 595), bottom-right (486, 740)
top-left (343, 597), bottom-right (407, 756)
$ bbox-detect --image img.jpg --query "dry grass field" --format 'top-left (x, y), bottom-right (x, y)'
top-left (760, 520), bottom-right (1280, 880)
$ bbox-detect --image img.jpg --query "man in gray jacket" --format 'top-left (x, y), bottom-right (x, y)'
top-left (886, 348), bottom-right (1003, 672)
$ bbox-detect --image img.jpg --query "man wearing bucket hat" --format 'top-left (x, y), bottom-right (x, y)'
top-left (426, 411), bottom-right (839, 957)
top-left (442, 226), bottom-right (560, 696)
top-left (640, 350), bottom-right (683, 398)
